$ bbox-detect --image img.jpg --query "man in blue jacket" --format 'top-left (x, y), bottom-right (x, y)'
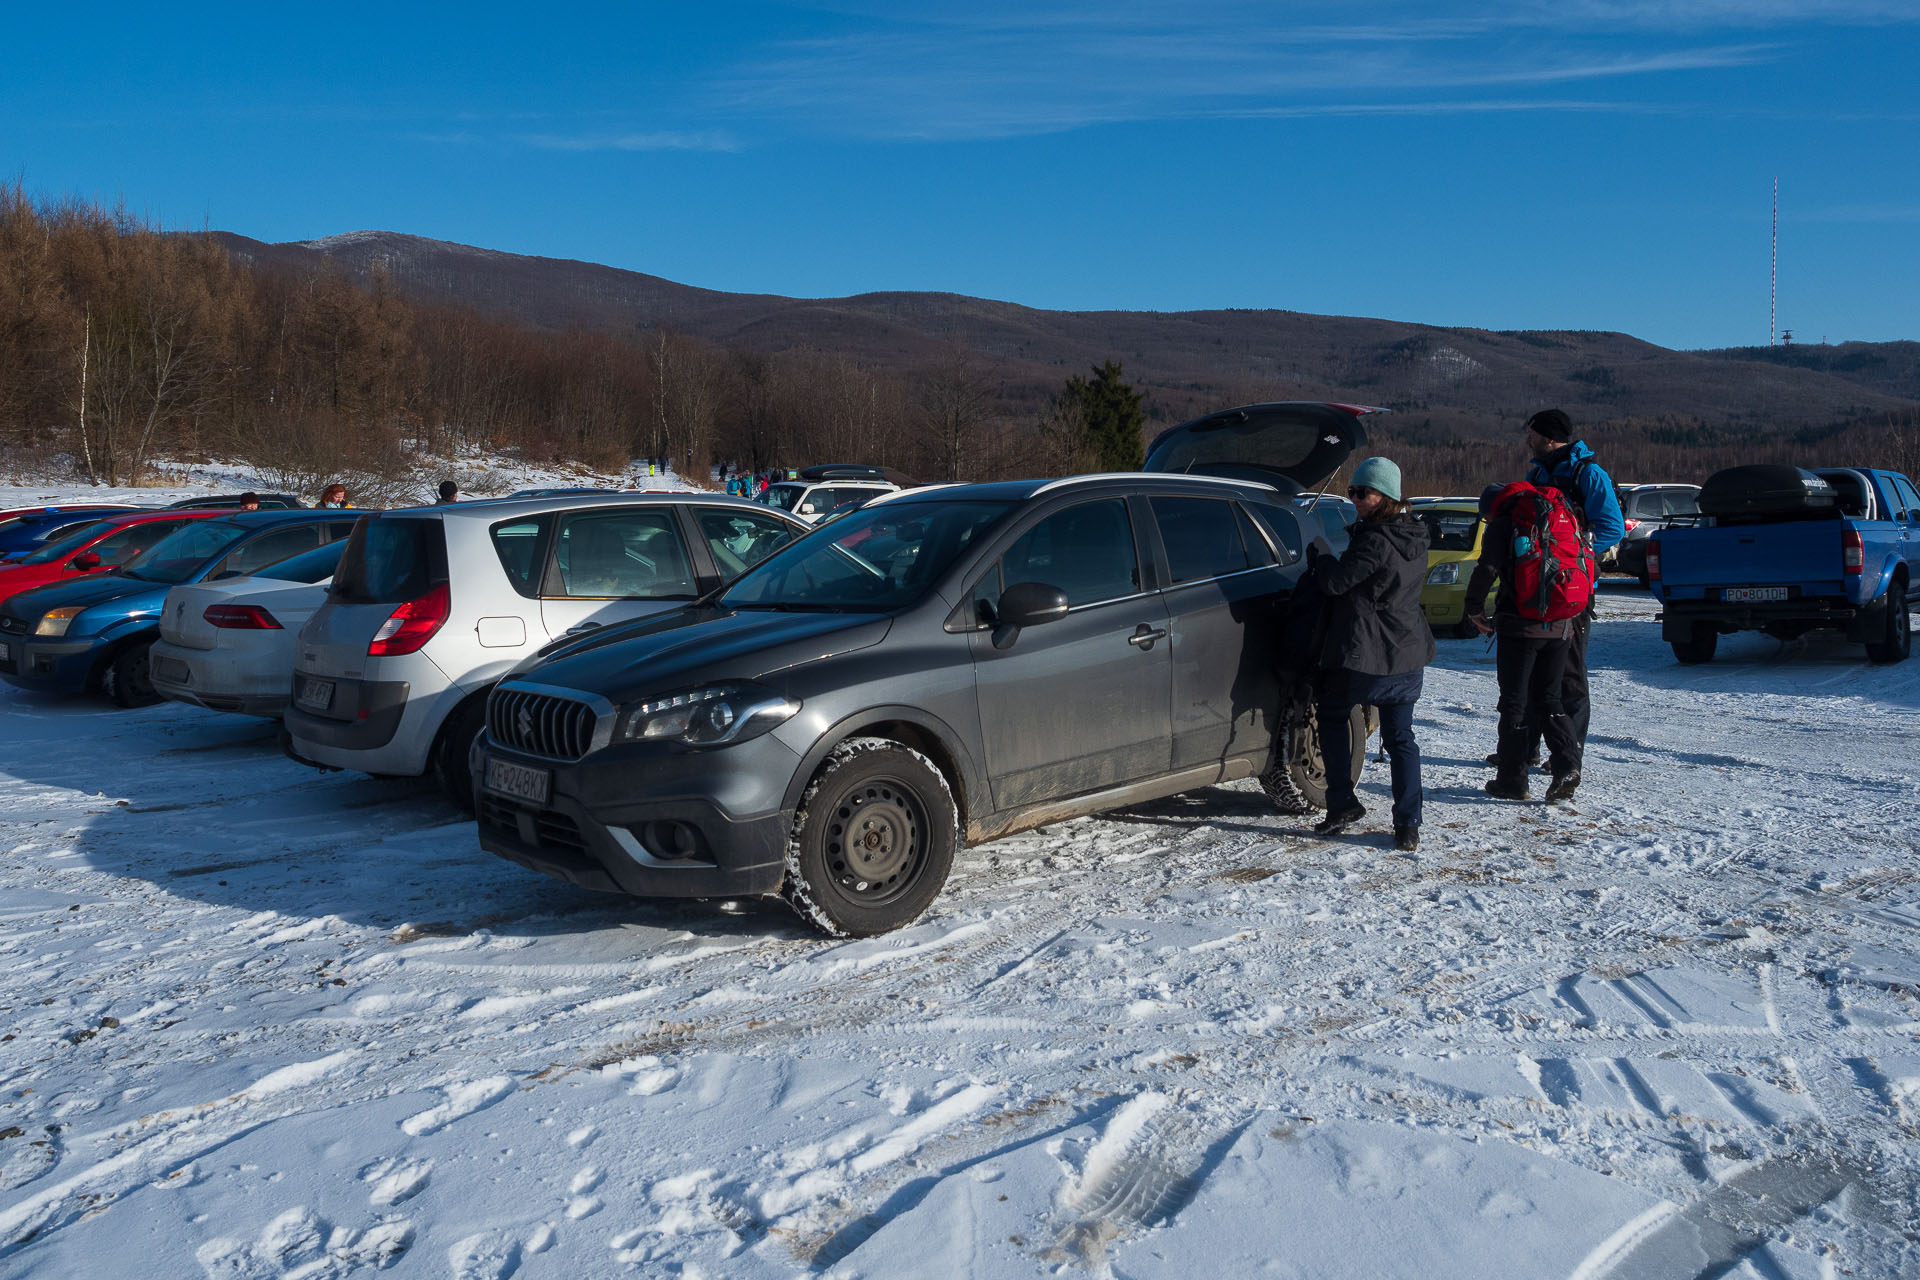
top-left (1519, 408), bottom-right (1624, 763)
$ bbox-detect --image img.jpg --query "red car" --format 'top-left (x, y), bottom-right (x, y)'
top-left (0, 509), bottom-right (229, 607)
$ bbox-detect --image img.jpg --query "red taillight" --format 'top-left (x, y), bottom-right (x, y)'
top-left (1843, 528), bottom-right (1864, 575)
top-left (367, 582), bottom-right (450, 656)
top-left (1623, 518), bottom-right (1639, 532)
top-left (203, 604), bottom-right (282, 630)
top-left (1646, 536), bottom-right (1661, 580)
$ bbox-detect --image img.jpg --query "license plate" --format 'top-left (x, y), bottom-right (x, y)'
top-left (152, 655), bottom-right (190, 684)
top-left (484, 757), bottom-right (551, 805)
top-left (0, 641), bottom-right (9, 662)
top-left (1723, 587), bottom-right (1789, 603)
top-left (296, 676), bottom-right (335, 711)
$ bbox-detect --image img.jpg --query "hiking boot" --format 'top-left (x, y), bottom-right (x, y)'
top-left (1394, 825), bottom-right (1420, 853)
top-left (1313, 803), bottom-right (1366, 837)
top-left (1484, 749), bottom-right (1544, 768)
top-left (1544, 769), bottom-right (1582, 803)
top-left (1484, 776), bottom-right (1529, 801)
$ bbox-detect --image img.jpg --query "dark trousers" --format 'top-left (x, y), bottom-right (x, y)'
top-left (1515, 607), bottom-right (1592, 761)
top-left (1318, 669), bottom-right (1423, 829)
top-left (1495, 634), bottom-right (1580, 780)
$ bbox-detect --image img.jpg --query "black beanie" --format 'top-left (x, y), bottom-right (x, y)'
top-left (1525, 408), bottom-right (1572, 443)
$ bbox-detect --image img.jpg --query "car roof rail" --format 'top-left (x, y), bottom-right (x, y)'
top-left (1031, 472), bottom-right (1274, 497)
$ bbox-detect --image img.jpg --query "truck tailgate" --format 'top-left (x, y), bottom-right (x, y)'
top-left (1658, 522), bottom-right (1844, 594)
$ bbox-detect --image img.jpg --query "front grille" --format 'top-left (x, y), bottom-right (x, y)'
top-left (488, 687), bottom-right (597, 761)
top-left (478, 796), bottom-right (592, 859)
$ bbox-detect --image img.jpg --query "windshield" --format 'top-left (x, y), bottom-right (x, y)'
top-left (122, 520), bottom-right (248, 585)
top-left (758, 484), bottom-right (804, 512)
top-left (22, 520), bottom-right (118, 564)
top-left (722, 500), bottom-right (1010, 611)
top-left (1414, 509), bottom-right (1480, 553)
top-left (252, 540), bottom-right (347, 584)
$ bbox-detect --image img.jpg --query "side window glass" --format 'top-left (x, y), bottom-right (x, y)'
top-left (1891, 476), bottom-right (1920, 521)
top-left (696, 509), bottom-right (798, 579)
top-left (323, 521), bottom-right (358, 543)
top-left (552, 508), bottom-right (696, 599)
top-left (1235, 504), bottom-right (1277, 566)
top-left (795, 488), bottom-right (827, 517)
top-left (91, 521), bottom-right (180, 564)
top-left (1151, 497), bottom-right (1250, 583)
top-left (999, 499), bottom-right (1138, 607)
top-left (219, 526), bottom-right (319, 577)
top-left (490, 516), bottom-right (551, 599)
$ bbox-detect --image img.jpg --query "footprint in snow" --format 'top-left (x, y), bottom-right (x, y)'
top-left (400, 1077), bottom-right (514, 1137)
top-left (448, 1229), bottom-right (521, 1280)
top-left (360, 1156), bottom-right (432, 1206)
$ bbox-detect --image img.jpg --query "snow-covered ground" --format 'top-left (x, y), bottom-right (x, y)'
top-left (2, 568), bottom-right (1918, 1273)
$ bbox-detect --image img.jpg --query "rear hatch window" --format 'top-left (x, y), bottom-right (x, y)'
top-left (1144, 402), bottom-right (1371, 492)
top-left (331, 516), bottom-right (448, 603)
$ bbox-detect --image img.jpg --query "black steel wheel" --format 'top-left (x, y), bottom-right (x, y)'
top-left (432, 695), bottom-right (490, 811)
top-left (105, 641), bottom-right (161, 708)
top-left (1865, 579), bottom-right (1910, 664)
top-left (1671, 623), bottom-right (1718, 665)
top-left (783, 738), bottom-right (958, 937)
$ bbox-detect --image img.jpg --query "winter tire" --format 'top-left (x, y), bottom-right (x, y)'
top-left (1671, 623), bottom-right (1717, 666)
top-left (1865, 579), bottom-right (1910, 664)
top-left (432, 696), bottom-right (490, 811)
top-left (782, 737), bottom-right (959, 938)
top-left (1259, 700), bottom-right (1369, 814)
top-left (105, 641), bottom-right (161, 708)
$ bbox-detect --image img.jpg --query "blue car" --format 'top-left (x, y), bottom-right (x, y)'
top-left (0, 506), bottom-right (147, 559)
top-left (0, 510), bottom-right (363, 706)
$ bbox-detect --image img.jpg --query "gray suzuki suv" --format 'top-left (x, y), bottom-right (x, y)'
top-left (473, 403), bottom-right (1376, 935)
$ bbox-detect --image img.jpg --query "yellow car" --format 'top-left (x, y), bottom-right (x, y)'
top-left (1411, 500), bottom-right (1494, 636)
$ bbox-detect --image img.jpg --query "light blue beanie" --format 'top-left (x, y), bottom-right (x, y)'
top-left (1350, 456), bottom-right (1402, 502)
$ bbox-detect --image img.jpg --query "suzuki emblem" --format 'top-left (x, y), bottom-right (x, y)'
top-left (516, 704), bottom-right (534, 739)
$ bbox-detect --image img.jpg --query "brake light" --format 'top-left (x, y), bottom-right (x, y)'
top-left (367, 582), bottom-right (450, 655)
top-left (1646, 536), bottom-right (1661, 580)
top-left (1843, 528), bottom-right (1864, 575)
top-left (1623, 518), bottom-right (1639, 532)
top-left (203, 604), bottom-right (282, 630)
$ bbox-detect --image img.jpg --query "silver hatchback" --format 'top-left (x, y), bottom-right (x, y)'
top-left (283, 493), bottom-right (808, 804)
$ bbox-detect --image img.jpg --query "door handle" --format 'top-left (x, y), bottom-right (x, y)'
top-left (1127, 625), bottom-right (1167, 650)
top-left (564, 622), bottom-right (602, 636)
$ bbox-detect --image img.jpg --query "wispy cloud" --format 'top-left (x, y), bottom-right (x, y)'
top-left (515, 130), bottom-right (741, 153)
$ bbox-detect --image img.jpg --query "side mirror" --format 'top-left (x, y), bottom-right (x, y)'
top-left (72, 552), bottom-right (102, 571)
top-left (997, 581), bottom-right (1070, 629)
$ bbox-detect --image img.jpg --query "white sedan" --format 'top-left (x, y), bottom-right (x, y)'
top-left (149, 541), bottom-right (346, 717)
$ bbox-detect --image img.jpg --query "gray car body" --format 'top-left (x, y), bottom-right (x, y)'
top-left (473, 473), bottom-right (1350, 902)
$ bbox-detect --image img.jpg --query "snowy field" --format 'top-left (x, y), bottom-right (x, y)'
top-left (2, 527), bottom-right (1919, 1275)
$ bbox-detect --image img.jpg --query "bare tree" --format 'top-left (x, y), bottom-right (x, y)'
top-left (919, 343), bottom-right (995, 480)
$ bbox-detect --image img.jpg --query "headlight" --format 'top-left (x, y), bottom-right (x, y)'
top-left (34, 606), bottom-right (87, 637)
top-left (1426, 563), bottom-right (1460, 586)
top-left (613, 683), bottom-right (799, 747)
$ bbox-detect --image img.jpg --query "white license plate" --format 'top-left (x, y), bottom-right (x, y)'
top-left (296, 676), bottom-right (335, 711)
top-left (152, 655), bottom-right (190, 684)
top-left (0, 640), bottom-right (9, 662)
top-left (1723, 587), bottom-right (1789, 603)
top-left (484, 757), bottom-right (551, 805)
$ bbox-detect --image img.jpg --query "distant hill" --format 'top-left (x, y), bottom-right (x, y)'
top-left (208, 230), bottom-right (1919, 434)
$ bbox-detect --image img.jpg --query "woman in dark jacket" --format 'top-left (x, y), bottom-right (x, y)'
top-left (1308, 456), bottom-right (1434, 851)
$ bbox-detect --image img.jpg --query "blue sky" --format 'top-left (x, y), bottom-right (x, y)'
top-left (5, 2), bottom-right (1916, 349)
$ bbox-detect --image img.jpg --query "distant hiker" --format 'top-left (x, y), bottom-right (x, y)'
top-left (436, 480), bottom-right (459, 504)
top-left (1305, 456), bottom-right (1433, 852)
top-left (238, 492), bottom-right (261, 512)
top-left (318, 484), bottom-right (351, 508)
top-left (1489, 410), bottom-right (1624, 773)
top-left (1466, 479), bottom-right (1596, 803)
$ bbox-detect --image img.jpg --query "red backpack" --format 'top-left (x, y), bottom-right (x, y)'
top-left (1490, 482), bottom-right (1596, 622)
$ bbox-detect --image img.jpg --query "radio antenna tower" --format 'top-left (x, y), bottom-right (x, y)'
top-left (1770, 177), bottom-right (1778, 347)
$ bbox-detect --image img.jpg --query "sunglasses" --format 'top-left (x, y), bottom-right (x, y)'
top-left (1346, 486), bottom-right (1375, 499)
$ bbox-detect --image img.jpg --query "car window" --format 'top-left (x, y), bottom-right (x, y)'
top-left (252, 540), bottom-right (347, 583)
top-left (1235, 504), bottom-right (1279, 566)
top-left (490, 516), bottom-right (551, 598)
top-left (1151, 497), bottom-right (1251, 583)
top-left (695, 508), bottom-right (800, 579)
top-left (1889, 475), bottom-right (1920, 521)
top-left (89, 519), bottom-right (187, 566)
top-left (332, 517), bottom-right (448, 603)
top-left (323, 521), bottom-right (358, 542)
top-left (724, 500), bottom-right (1010, 611)
top-left (122, 520), bottom-right (251, 585)
top-left (216, 525), bottom-right (321, 578)
top-left (986, 499), bottom-right (1139, 609)
top-left (550, 508), bottom-right (696, 599)
top-left (759, 484), bottom-right (804, 512)
top-left (1412, 508), bottom-right (1479, 554)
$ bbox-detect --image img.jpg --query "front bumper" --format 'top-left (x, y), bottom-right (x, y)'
top-left (473, 731), bottom-right (804, 900)
top-left (0, 633), bottom-right (104, 693)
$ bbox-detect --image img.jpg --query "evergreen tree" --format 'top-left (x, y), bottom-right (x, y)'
top-left (1058, 359), bottom-right (1145, 472)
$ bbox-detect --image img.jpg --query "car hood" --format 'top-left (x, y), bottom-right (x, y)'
top-left (1144, 401), bottom-right (1375, 493)
top-left (2, 572), bottom-right (164, 622)
top-left (516, 606), bottom-right (892, 703)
